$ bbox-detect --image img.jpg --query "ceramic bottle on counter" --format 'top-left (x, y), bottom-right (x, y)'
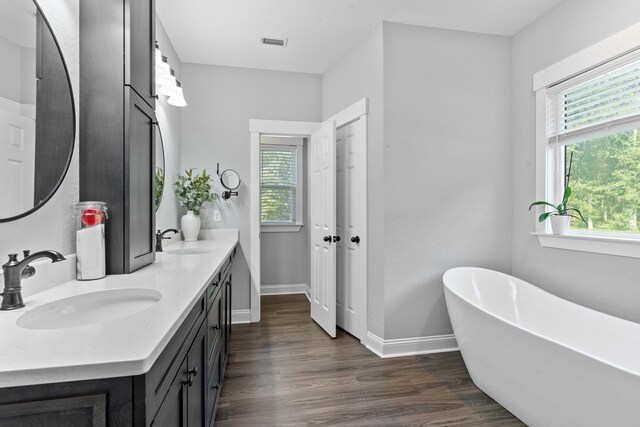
top-left (181, 210), bottom-right (200, 241)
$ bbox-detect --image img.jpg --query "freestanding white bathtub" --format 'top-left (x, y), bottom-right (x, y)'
top-left (443, 267), bottom-right (640, 427)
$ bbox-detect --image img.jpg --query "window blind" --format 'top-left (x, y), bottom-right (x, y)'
top-left (547, 57), bottom-right (640, 146)
top-left (260, 145), bottom-right (298, 224)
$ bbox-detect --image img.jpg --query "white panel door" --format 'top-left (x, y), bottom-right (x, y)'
top-left (336, 117), bottom-right (367, 340)
top-left (0, 103), bottom-right (35, 218)
top-left (309, 120), bottom-right (337, 338)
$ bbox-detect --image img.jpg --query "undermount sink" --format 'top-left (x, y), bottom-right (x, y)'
top-left (164, 248), bottom-right (216, 255)
top-left (16, 288), bottom-right (162, 330)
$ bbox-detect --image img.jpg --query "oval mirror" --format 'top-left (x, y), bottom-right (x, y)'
top-left (0, 0), bottom-right (75, 222)
top-left (220, 169), bottom-right (241, 190)
top-left (154, 122), bottom-right (165, 211)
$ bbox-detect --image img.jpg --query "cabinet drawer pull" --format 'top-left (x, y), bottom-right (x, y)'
top-left (211, 384), bottom-right (219, 390)
top-left (212, 325), bottom-right (220, 330)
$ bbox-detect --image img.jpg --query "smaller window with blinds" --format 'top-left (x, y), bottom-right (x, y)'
top-left (260, 136), bottom-right (304, 228)
top-left (544, 52), bottom-right (640, 235)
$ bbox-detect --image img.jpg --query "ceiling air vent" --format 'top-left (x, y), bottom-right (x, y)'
top-left (261, 37), bottom-right (287, 47)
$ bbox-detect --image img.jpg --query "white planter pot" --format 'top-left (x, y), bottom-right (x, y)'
top-left (181, 210), bottom-right (201, 241)
top-left (550, 215), bottom-right (570, 235)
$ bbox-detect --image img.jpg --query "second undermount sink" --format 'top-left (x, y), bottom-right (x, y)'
top-left (164, 248), bottom-right (216, 255)
top-left (16, 288), bottom-right (162, 330)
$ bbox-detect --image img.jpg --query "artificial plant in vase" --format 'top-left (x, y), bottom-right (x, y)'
top-left (173, 168), bottom-right (219, 241)
top-left (529, 152), bottom-right (587, 235)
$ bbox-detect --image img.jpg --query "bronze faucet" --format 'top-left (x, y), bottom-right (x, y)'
top-left (156, 229), bottom-right (179, 252)
top-left (1, 250), bottom-right (66, 310)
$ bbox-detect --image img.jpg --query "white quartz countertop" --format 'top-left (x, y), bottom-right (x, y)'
top-left (0, 232), bottom-right (238, 388)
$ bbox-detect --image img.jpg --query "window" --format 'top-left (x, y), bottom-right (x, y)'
top-left (533, 26), bottom-right (640, 257)
top-left (544, 53), bottom-right (640, 236)
top-left (260, 137), bottom-right (303, 230)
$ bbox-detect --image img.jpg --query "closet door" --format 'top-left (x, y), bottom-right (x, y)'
top-left (309, 121), bottom-right (337, 338)
top-left (336, 117), bottom-right (367, 340)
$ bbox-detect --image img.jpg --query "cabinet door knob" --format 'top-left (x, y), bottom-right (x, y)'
top-left (323, 235), bottom-right (331, 242)
top-left (183, 375), bottom-right (194, 387)
top-left (333, 235), bottom-right (341, 242)
top-left (351, 236), bottom-right (360, 244)
top-left (188, 366), bottom-right (198, 377)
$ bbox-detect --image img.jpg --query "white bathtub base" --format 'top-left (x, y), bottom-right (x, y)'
top-left (444, 267), bottom-right (640, 427)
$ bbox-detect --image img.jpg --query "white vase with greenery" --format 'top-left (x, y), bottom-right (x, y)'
top-left (173, 168), bottom-right (218, 242)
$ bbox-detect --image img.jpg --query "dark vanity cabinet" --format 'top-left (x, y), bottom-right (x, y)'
top-left (0, 249), bottom-right (235, 427)
top-left (79, 0), bottom-right (156, 274)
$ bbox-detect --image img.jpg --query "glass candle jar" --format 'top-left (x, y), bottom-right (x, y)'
top-left (75, 201), bottom-right (107, 280)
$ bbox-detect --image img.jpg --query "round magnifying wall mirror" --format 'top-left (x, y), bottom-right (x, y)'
top-left (0, 0), bottom-right (75, 222)
top-left (220, 169), bottom-right (241, 190)
top-left (154, 122), bottom-right (165, 211)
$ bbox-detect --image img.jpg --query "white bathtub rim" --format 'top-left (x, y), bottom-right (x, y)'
top-left (443, 266), bottom-right (640, 379)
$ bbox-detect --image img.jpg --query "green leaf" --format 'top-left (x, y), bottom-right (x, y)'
top-left (538, 212), bottom-right (553, 222)
top-left (561, 186), bottom-right (572, 206)
top-left (565, 208), bottom-right (588, 225)
top-left (529, 201), bottom-right (558, 211)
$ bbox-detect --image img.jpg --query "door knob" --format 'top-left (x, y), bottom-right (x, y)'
top-left (351, 236), bottom-right (360, 244)
top-left (323, 236), bottom-right (331, 242)
top-left (333, 236), bottom-right (341, 242)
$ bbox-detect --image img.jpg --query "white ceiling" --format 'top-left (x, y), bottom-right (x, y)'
top-left (156, 0), bottom-right (563, 75)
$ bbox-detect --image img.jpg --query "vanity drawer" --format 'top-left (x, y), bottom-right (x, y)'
top-left (207, 254), bottom-right (233, 313)
top-left (138, 294), bottom-right (206, 424)
top-left (205, 352), bottom-right (222, 427)
top-left (206, 278), bottom-right (221, 312)
top-left (207, 288), bottom-right (222, 371)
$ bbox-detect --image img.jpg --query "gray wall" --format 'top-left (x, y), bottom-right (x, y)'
top-left (0, 0), bottom-right (79, 258)
top-left (322, 24), bottom-right (386, 337)
top-left (260, 136), bottom-right (310, 289)
top-left (323, 22), bottom-right (511, 340)
top-left (179, 64), bottom-right (322, 310)
top-left (382, 23), bottom-right (512, 339)
top-left (511, 0), bottom-right (640, 324)
top-left (155, 17), bottom-right (182, 231)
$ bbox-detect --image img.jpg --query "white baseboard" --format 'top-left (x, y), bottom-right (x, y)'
top-left (261, 283), bottom-right (308, 295)
top-left (232, 309), bottom-right (251, 324)
top-left (365, 332), bottom-right (458, 358)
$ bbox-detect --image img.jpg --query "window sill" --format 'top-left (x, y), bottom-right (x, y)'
top-left (261, 224), bottom-right (303, 233)
top-left (532, 232), bottom-right (640, 258)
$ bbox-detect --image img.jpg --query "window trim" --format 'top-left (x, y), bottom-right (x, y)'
top-left (259, 137), bottom-right (304, 231)
top-left (533, 23), bottom-right (640, 258)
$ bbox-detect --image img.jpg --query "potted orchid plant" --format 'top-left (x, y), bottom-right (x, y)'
top-left (529, 152), bottom-right (587, 235)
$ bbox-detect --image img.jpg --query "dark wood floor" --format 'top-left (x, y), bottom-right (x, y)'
top-left (215, 294), bottom-right (523, 426)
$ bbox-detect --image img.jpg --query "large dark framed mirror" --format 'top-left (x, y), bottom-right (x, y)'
top-left (154, 122), bottom-right (165, 211)
top-left (0, 0), bottom-right (75, 222)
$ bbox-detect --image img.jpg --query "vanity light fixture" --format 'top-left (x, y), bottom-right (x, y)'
top-left (156, 55), bottom-right (172, 85)
top-left (154, 45), bottom-right (187, 108)
top-left (158, 69), bottom-right (178, 96)
top-left (167, 81), bottom-right (187, 107)
top-left (154, 42), bottom-right (165, 76)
